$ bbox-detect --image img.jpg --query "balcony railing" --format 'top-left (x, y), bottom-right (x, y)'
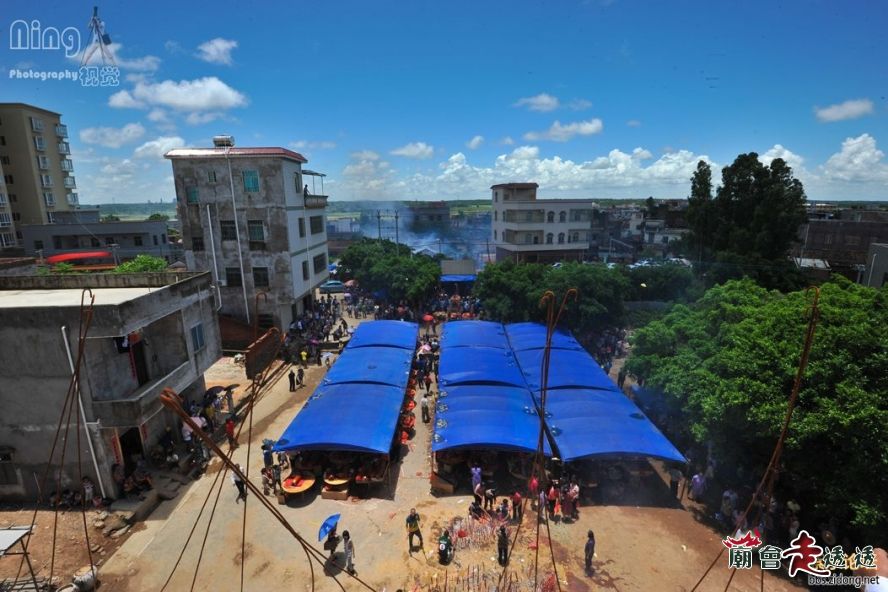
top-left (58, 142), bottom-right (70, 155)
top-left (60, 159), bottom-right (74, 172)
top-left (66, 192), bottom-right (78, 206)
top-left (305, 194), bottom-right (328, 209)
top-left (63, 176), bottom-right (76, 189)
top-left (55, 124), bottom-right (68, 138)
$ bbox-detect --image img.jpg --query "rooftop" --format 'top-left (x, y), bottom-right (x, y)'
top-left (0, 287), bottom-right (156, 309)
top-left (0, 102), bottom-right (62, 117)
top-left (165, 146), bottom-right (308, 163)
top-left (491, 182), bottom-right (539, 189)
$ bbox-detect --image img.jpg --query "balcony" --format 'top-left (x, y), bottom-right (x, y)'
top-left (60, 159), bottom-right (74, 172)
top-left (66, 192), bottom-right (78, 206)
top-left (305, 194), bottom-right (328, 209)
top-left (91, 361), bottom-right (196, 428)
top-left (0, 194), bottom-right (7, 206)
top-left (55, 124), bottom-right (68, 138)
top-left (58, 142), bottom-right (70, 155)
top-left (63, 176), bottom-right (76, 189)
top-left (0, 213), bottom-right (11, 227)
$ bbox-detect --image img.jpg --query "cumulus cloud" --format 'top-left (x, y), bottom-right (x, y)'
top-left (391, 142), bottom-right (434, 159)
top-left (79, 123), bottom-right (145, 148)
top-left (133, 136), bottom-right (186, 159)
top-left (185, 112), bottom-right (223, 125)
top-left (196, 38), bottom-right (238, 65)
top-left (760, 144), bottom-right (806, 173)
top-left (500, 136), bottom-right (515, 146)
top-left (514, 93), bottom-right (560, 112)
top-left (568, 98), bottom-right (593, 111)
top-left (815, 99), bottom-right (874, 122)
top-left (466, 135), bottom-right (484, 150)
top-left (76, 43), bottom-right (160, 72)
top-left (524, 118), bottom-right (604, 142)
top-left (290, 140), bottom-right (337, 150)
top-left (821, 134), bottom-right (888, 182)
top-left (108, 77), bottom-right (248, 112)
top-left (340, 150), bottom-right (397, 198)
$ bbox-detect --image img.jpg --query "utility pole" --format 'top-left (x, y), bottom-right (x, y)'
top-left (377, 210), bottom-right (382, 240)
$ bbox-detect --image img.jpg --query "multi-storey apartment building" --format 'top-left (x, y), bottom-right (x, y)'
top-left (166, 137), bottom-right (330, 333)
top-left (490, 183), bottom-right (596, 263)
top-left (0, 103), bottom-right (79, 249)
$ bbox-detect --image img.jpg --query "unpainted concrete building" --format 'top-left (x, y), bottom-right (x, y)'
top-left (0, 272), bottom-right (221, 501)
top-left (165, 144), bottom-right (330, 335)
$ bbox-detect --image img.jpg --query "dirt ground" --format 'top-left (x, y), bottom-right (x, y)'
top-left (3, 307), bottom-right (807, 591)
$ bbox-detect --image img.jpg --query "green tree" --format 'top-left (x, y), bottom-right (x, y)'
top-left (686, 160), bottom-right (714, 260)
top-left (627, 278), bottom-right (888, 543)
top-left (625, 263), bottom-right (701, 302)
top-left (473, 261), bottom-right (547, 323)
top-left (146, 213), bottom-right (170, 221)
top-left (113, 254), bottom-right (169, 273)
top-left (338, 239), bottom-right (439, 304)
top-left (101, 214), bottom-right (121, 222)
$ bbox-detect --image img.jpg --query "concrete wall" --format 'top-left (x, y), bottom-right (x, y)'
top-left (0, 272), bottom-right (221, 501)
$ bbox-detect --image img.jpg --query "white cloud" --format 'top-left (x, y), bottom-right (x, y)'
top-left (290, 140), bottom-right (337, 150)
top-left (626, 119), bottom-right (642, 127)
top-left (79, 123), bottom-right (145, 148)
top-left (76, 43), bottom-right (160, 72)
top-left (568, 98), bottom-right (593, 111)
top-left (391, 142), bottom-right (434, 159)
top-left (760, 144), bottom-right (805, 172)
top-left (340, 150), bottom-right (396, 198)
top-left (108, 77), bottom-right (248, 112)
top-left (185, 112), bottom-right (223, 125)
top-left (466, 135), bottom-right (484, 150)
top-left (196, 38), bottom-right (238, 66)
top-left (147, 108), bottom-right (169, 123)
top-left (821, 134), bottom-right (888, 182)
top-left (133, 136), bottom-right (186, 160)
top-left (501, 136), bottom-right (515, 146)
top-left (351, 150), bottom-right (380, 161)
top-left (514, 93), bottom-right (560, 112)
top-left (815, 99), bottom-right (874, 123)
top-left (524, 118), bottom-right (604, 142)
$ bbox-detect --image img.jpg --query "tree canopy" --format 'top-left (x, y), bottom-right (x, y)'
top-left (338, 238), bottom-right (440, 304)
top-left (146, 213), bottom-right (170, 221)
top-left (113, 254), bottom-right (169, 273)
top-left (685, 155), bottom-right (807, 290)
top-left (627, 278), bottom-right (888, 542)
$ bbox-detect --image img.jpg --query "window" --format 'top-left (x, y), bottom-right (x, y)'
top-left (0, 156), bottom-right (9, 165)
top-left (494, 211), bottom-right (498, 221)
top-left (557, 232), bottom-right (565, 244)
top-left (547, 211), bottom-right (554, 223)
top-left (313, 253), bottom-right (327, 274)
top-left (3, 175), bottom-right (13, 184)
top-left (134, 235), bottom-right (143, 246)
top-left (63, 176), bottom-right (76, 188)
top-left (153, 235), bottom-right (158, 245)
top-left (242, 170), bottom-right (259, 192)
top-left (192, 236), bottom-right (205, 251)
top-left (559, 211), bottom-right (566, 223)
top-left (225, 267), bottom-right (242, 287)
top-left (220, 220), bottom-right (237, 240)
top-left (12, 213), bottom-right (20, 222)
top-left (525, 211), bottom-right (534, 222)
top-left (60, 159), bottom-right (73, 171)
top-left (43, 191), bottom-right (55, 206)
top-left (533, 235), bottom-right (539, 244)
top-left (0, 136), bottom-right (5, 146)
top-left (0, 233), bottom-right (14, 248)
top-left (546, 233), bottom-right (553, 244)
top-left (66, 193), bottom-right (78, 205)
top-left (253, 267), bottom-right (269, 287)
top-left (494, 191), bottom-right (498, 202)
top-left (0, 448), bottom-right (18, 486)
top-left (34, 240), bottom-right (44, 250)
top-left (298, 217), bottom-right (305, 238)
top-left (34, 136), bottom-right (45, 151)
top-left (571, 232), bottom-right (579, 243)
top-left (494, 230), bottom-right (497, 240)
top-left (207, 170), bottom-right (217, 183)
top-left (0, 193), bottom-right (6, 205)
top-left (0, 212), bottom-right (10, 227)
top-left (58, 142), bottom-right (70, 154)
top-left (46, 211), bottom-right (56, 224)
top-left (190, 324), bottom-right (205, 352)
top-left (30, 117), bottom-right (43, 131)
top-left (309, 215), bottom-right (323, 234)
top-left (302, 260), bottom-right (309, 280)
top-left (186, 187), bottom-right (199, 204)
top-left (37, 155), bottom-right (49, 169)
top-left (41, 175), bottom-right (53, 188)
top-left (247, 220), bottom-right (264, 241)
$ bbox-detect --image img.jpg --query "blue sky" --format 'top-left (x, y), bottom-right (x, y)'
top-left (2, 0), bottom-right (887, 202)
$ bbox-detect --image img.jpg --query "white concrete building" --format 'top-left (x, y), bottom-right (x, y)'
top-left (490, 183), bottom-right (596, 263)
top-left (166, 140), bottom-right (329, 337)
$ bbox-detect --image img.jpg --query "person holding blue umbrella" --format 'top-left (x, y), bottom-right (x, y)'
top-left (320, 514), bottom-right (341, 557)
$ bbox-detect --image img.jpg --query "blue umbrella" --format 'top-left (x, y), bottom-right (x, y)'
top-left (318, 514), bottom-right (341, 542)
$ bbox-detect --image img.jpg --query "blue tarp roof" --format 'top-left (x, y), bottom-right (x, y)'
top-left (274, 384), bottom-right (403, 454)
top-left (440, 321), bottom-right (510, 349)
top-left (505, 322), bottom-right (585, 352)
top-left (322, 346), bottom-right (413, 388)
top-left (536, 388), bottom-right (686, 463)
top-left (439, 347), bottom-right (526, 387)
top-left (440, 274), bottom-right (477, 283)
top-left (433, 385), bottom-right (550, 454)
top-left (514, 349), bottom-right (616, 391)
top-left (344, 320), bottom-right (418, 350)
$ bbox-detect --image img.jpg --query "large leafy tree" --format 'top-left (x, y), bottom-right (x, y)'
top-left (338, 239), bottom-right (439, 304)
top-left (686, 155), bottom-right (807, 290)
top-left (627, 278), bottom-right (888, 542)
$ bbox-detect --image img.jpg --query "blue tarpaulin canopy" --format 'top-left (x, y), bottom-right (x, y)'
top-left (274, 384), bottom-right (404, 454)
top-left (505, 322), bottom-right (585, 352)
top-left (536, 388), bottom-right (686, 463)
top-left (440, 274), bottom-right (476, 283)
top-left (345, 320), bottom-right (418, 350)
top-left (433, 385), bottom-right (550, 454)
top-left (322, 346), bottom-right (413, 388)
top-left (441, 321), bottom-right (509, 349)
top-left (439, 347), bottom-right (526, 387)
top-left (514, 348), bottom-right (616, 391)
